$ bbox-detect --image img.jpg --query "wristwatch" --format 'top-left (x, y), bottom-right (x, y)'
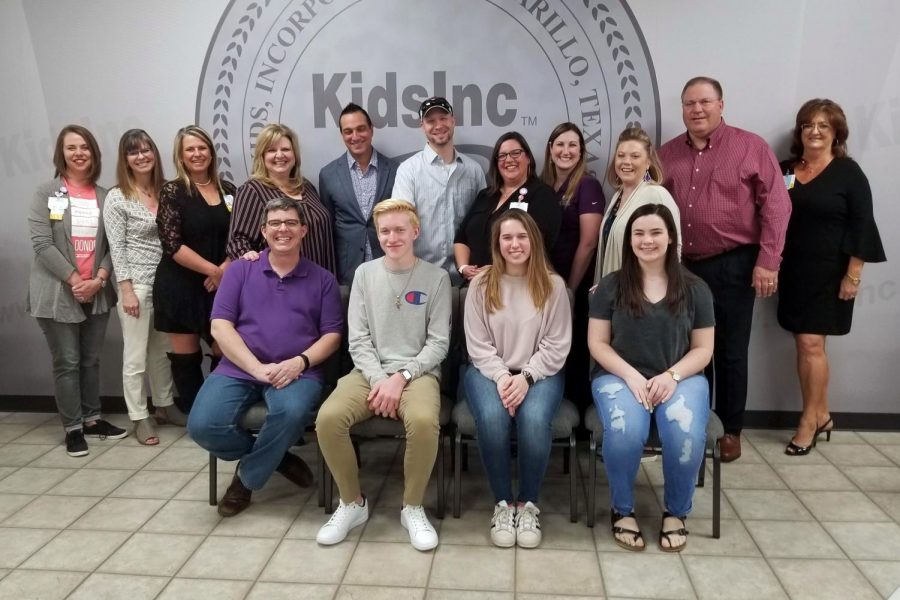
top-left (523, 370), bottom-right (535, 387)
top-left (666, 369), bottom-right (682, 382)
top-left (399, 369), bottom-right (413, 383)
top-left (95, 276), bottom-right (107, 288)
top-left (457, 264), bottom-right (470, 275)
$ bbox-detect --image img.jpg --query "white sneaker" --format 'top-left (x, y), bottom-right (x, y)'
top-left (316, 497), bottom-right (368, 545)
top-left (490, 500), bottom-right (517, 548)
top-left (515, 501), bottom-right (542, 548)
top-left (400, 505), bottom-right (438, 551)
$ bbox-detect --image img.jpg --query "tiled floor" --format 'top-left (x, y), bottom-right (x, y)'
top-left (0, 411), bottom-right (899, 599)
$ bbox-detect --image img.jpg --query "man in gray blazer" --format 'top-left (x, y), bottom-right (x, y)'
top-left (319, 103), bottom-right (398, 285)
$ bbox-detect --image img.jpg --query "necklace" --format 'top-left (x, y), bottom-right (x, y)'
top-left (193, 178), bottom-right (213, 186)
top-left (386, 259), bottom-right (418, 309)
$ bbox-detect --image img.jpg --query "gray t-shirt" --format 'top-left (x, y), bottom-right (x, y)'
top-left (589, 270), bottom-right (715, 379)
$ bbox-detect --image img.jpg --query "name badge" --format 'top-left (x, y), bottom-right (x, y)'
top-left (48, 196), bottom-right (68, 220)
top-left (223, 194), bottom-right (234, 212)
top-left (509, 201), bottom-right (528, 212)
top-left (783, 173), bottom-right (795, 190)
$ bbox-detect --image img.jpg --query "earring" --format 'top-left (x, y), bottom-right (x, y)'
top-left (643, 170), bottom-right (652, 182)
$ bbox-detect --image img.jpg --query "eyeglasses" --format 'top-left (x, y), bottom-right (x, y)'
top-left (800, 122), bottom-right (832, 133)
top-left (266, 219), bottom-right (301, 229)
top-left (497, 149), bottom-right (525, 162)
top-left (127, 148), bottom-right (154, 158)
top-left (681, 99), bottom-right (719, 109)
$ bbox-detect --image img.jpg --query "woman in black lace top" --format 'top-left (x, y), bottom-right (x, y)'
top-left (154, 125), bottom-right (236, 413)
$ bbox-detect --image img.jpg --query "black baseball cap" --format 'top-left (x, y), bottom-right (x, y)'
top-left (419, 97), bottom-right (453, 119)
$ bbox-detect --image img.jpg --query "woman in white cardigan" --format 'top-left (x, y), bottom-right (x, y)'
top-left (594, 127), bottom-right (681, 282)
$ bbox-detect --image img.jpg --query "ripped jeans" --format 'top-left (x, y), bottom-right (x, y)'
top-left (592, 373), bottom-right (709, 517)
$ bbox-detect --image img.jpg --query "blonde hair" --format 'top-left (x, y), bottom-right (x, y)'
top-left (605, 127), bottom-right (664, 188)
top-left (478, 209), bottom-right (553, 314)
top-left (372, 199), bottom-right (420, 229)
top-left (251, 123), bottom-right (304, 196)
top-left (172, 125), bottom-right (224, 194)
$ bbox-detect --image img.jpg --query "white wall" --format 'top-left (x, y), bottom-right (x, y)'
top-left (2, 0), bottom-right (897, 413)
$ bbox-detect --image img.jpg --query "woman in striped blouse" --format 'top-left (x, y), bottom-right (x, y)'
top-left (227, 123), bottom-right (336, 274)
top-left (104, 130), bottom-right (185, 445)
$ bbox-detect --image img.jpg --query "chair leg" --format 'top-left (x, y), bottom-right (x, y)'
top-left (568, 434), bottom-right (577, 523)
top-left (209, 454), bottom-right (218, 506)
top-left (324, 461), bottom-right (335, 514)
top-left (317, 442), bottom-right (326, 508)
top-left (563, 442), bottom-right (571, 475)
top-left (462, 440), bottom-right (469, 472)
top-left (352, 439), bottom-right (362, 468)
top-left (453, 431), bottom-right (462, 518)
top-left (436, 430), bottom-right (446, 519)
top-left (587, 435), bottom-right (596, 528)
top-left (698, 447), bottom-right (707, 487)
top-left (712, 442), bottom-right (721, 539)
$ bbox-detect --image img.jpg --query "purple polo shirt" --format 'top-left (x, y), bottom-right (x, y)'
top-left (210, 249), bottom-right (343, 383)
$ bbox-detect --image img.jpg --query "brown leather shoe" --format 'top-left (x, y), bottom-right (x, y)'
top-left (720, 433), bottom-right (742, 463)
top-left (276, 452), bottom-right (314, 488)
top-left (218, 473), bottom-right (252, 517)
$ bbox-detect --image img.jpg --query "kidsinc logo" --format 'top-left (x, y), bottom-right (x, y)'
top-left (404, 291), bottom-right (428, 306)
top-left (197, 0), bottom-right (659, 187)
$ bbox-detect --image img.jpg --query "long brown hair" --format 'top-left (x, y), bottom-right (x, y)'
top-left (53, 124), bottom-right (101, 183)
top-left (605, 127), bottom-right (664, 188)
top-left (540, 122), bottom-right (587, 206)
top-left (171, 125), bottom-right (224, 194)
top-left (486, 132), bottom-right (537, 196)
top-left (251, 123), bottom-right (304, 195)
top-left (477, 209), bottom-right (553, 314)
top-left (788, 98), bottom-right (849, 164)
top-left (616, 203), bottom-right (692, 317)
top-left (115, 129), bottom-right (165, 200)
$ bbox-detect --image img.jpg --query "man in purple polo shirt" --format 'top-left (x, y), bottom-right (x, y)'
top-left (658, 76), bottom-right (791, 461)
top-left (188, 197), bottom-right (343, 517)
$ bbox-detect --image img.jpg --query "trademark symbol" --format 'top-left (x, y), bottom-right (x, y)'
top-left (521, 115), bottom-right (538, 126)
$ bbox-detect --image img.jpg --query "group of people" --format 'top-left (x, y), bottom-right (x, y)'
top-left (27, 75), bottom-right (885, 553)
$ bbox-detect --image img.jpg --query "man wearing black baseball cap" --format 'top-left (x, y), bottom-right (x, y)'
top-left (392, 96), bottom-right (486, 283)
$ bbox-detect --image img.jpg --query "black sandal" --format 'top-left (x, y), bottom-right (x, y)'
top-left (611, 510), bottom-right (645, 552)
top-left (658, 512), bottom-right (689, 552)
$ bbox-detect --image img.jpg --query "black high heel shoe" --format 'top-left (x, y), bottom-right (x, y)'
top-left (784, 436), bottom-right (815, 456)
top-left (815, 417), bottom-right (834, 442)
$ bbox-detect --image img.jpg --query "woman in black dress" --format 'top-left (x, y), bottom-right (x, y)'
top-left (779, 99), bottom-right (886, 455)
top-left (154, 125), bottom-right (236, 414)
top-left (454, 132), bottom-right (561, 283)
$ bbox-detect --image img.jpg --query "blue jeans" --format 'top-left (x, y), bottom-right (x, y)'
top-left (592, 373), bottom-right (709, 517)
top-left (187, 374), bottom-right (323, 490)
top-left (464, 365), bottom-right (564, 504)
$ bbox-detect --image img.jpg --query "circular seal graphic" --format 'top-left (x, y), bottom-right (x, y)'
top-left (197, 0), bottom-right (659, 187)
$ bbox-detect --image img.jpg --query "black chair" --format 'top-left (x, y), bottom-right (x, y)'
top-left (207, 285), bottom-right (350, 508)
top-left (320, 285), bottom-right (461, 519)
top-left (451, 286), bottom-right (581, 522)
top-left (584, 403), bottom-right (724, 537)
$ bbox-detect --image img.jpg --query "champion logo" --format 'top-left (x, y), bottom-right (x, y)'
top-left (405, 291), bottom-right (428, 306)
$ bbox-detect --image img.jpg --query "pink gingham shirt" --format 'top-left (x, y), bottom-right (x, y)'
top-left (658, 121), bottom-right (791, 270)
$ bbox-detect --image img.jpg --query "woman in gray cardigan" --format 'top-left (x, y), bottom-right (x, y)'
top-left (27, 125), bottom-right (127, 457)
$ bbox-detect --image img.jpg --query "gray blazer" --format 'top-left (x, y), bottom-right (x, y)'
top-left (27, 177), bottom-right (116, 322)
top-left (319, 150), bottom-right (397, 285)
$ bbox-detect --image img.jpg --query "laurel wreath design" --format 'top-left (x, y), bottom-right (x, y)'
top-left (211, 0), bottom-right (272, 182)
top-left (583, 0), bottom-right (643, 129)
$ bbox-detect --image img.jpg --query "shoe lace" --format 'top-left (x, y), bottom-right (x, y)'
top-left (492, 503), bottom-right (515, 532)
top-left (516, 504), bottom-right (540, 532)
top-left (325, 502), bottom-right (359, 527)
top-left (405, 506), bottom-right (430, 531)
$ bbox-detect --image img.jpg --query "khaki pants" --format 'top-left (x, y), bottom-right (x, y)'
top-left (116, 284), bottom-right (174, 420)
top-left (316, 370), bottom-right (440, 506)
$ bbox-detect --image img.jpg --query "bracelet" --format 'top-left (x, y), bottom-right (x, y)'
top-left (298, 353), bottom-right (310, 370)
top-left (845, 274), bottom-right (861, 286)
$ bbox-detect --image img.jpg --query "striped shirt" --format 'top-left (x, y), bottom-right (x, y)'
top-left (348, 151), bottom-right (379, 260)
top-left (658, 121), bottom-right (791, 270)
top-left (103, 187), bottom-right (163, 285)
top-left (392, 144), bottom-right (486, 272)
top-left (226, 178), bottom-right (337, 274)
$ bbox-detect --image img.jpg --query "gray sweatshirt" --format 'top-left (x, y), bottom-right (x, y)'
top-left (349, 257), bottom-right (451, 385)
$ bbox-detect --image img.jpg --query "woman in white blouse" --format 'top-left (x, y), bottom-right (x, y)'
top-left (104, 130), bottom-right (185, 445)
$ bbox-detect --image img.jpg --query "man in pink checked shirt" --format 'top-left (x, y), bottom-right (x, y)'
top-left (658, 76), bottom-right (791, 462)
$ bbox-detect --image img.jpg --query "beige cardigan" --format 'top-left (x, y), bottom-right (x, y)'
top-left (592, 181), bottom-right (682, 283)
